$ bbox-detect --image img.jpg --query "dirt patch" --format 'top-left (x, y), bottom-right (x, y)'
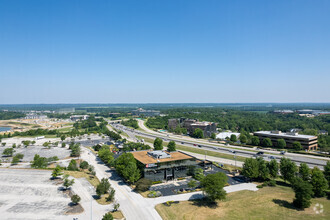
top-left (65, 203), bottom-right (84, 215)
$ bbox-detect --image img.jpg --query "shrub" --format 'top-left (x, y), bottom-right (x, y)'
top-left (147, 191), bottom-right (162, 198)
top-left (71, 194), bottom-right (81, 205)
top-left (257, 185), bottom-right (263, 188)
top-left (151, 181), bottom-right (163, 185)
top-left (67, 159), bottom-right (78, 171)
top-left (80, 161), bottom-right (89, 169)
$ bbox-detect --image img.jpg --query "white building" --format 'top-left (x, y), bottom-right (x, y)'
top-left (216, 132), bottom-right (240, 140)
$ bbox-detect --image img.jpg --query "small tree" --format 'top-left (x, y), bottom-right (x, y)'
top-left (71, 194), bottom-right (81, 205)
top-left (80, 161), bottom-right (89, 169)
top-left (292, 141), bottom-right (302, 151)
top-left (2, 142), bottom-right (6, 147)
top-left (201, 172), bottom-right (228, 202)
top-left (167, 141), bottom-right (176, 152)
top-left (277, 139), bottom-right (286, 148)
top-left (106, 187), bottom-right (116, 202)
top-left (257, 158), bottom-right (269, 181)
top-left (61, 135), bottom-right (66, 142)
top-left (268, 159), bottom-right (279, 179)
top-left (61, 143), bottom-right (66, 148)
top-left (96, 178), bottom-right (111, 197)
top-left (43, 142), bottom-right (50, 148)
top-left (242, 158), bottom-right (259, 180)
top-left (113, 202), bottom-right (120, 211)
top-left (194, 168), bottom-right (204, 181)
top-left (153, 138), bottom-right (163, 150)
top-left (102, 213), bottom-right (114, 220)
top-left (262, 138), bottom-right (272, 147)
top-left (67, 159), bottom-right (78, 171)
top-left (211, 133), bottom-right (216, 140)
top-left (280, 157), bottom-right (297, 183)
top-left (11, 153), bottom-right (24, 165)
top-left (298, 163), bottom-right (310, 181)
top-left (251, 136), bottom-right (260, 146)
top-left (193, 128), bottom-right (204, 139)
top-left (188, 180), bottom-right (197, 189)
top-left (230, 134), bottom-right (237, 142)
top-left (3, 148), bottom-right (14, 157)
top-left (310, 167), bottom-right (328, 197)
top-left (52, 165), bottom-right (63, 179)
top-left (324, 161), bottom-right (330, 187)
top-left (63, 176), bottom-right (75, 190)
top-left (292, 177), bottom-right (313, 209)
top-left (239, 134), bottom-right (247, 144)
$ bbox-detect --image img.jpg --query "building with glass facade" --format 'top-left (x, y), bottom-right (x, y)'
top-left (131, 150), bottom-right (200, 181)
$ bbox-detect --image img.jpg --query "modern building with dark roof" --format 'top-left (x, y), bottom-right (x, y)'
top-left (253, 130), bottom-right (318, 150)
top-left (131, 150), bottom-right (201, 181)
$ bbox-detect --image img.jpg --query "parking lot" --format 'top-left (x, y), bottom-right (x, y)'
top-left (0, 169), bottom-right (71, 220)
top-left (150, 166), bottom-right (246, 196)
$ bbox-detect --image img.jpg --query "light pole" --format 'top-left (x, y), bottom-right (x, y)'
top-left (89, 186), bottom-right (93, 220)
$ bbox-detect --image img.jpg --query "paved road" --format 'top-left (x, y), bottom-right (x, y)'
top-left (111, 121), bottom-right (328, 169)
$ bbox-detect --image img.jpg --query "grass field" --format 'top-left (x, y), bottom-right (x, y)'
top-left (156, 185), bottom-right (330, 220)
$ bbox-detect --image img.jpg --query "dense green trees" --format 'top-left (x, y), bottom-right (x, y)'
top-left (268, 159), bottom-right (279, 179)
top-left (251, 136), bottom-right (260, 146)
top-left (262, 138), bottom-right (272, 147)
top-left (135, 178), bottom-right (152, 192)
top-left (310, 167), bottom-right (328, 197)
top-left (324, 161), bottom-right (330, 187)
top-left (96, 178), bottom-right (111, 197)
top-left (69, 143), bottom-right (81, 157)
top-left (167, 141), bottom-right (176, 152)
top-left (298, 163), bottom-right (311, 181)
top-left (241, 158), bottom-right (260, 180)
top-left (230, 134), bottom-right (237, 142)
top-left (2, 148), bottom-right (14, 156)
top-left (122, 142), bottom-right (151, 152)
top-left (153, 138), bottom-right (163, 150)
top-left (201, 172), bottom-right (228, 202)
top-left (277, 139), bottom-right (286, 148)
top-left (98, 145), bottom-right (114, 166)
top-left (31, 154), bottom-right (48, 168)
top-left (11, 153), bottom-right (24, 164)
top-left (193, 128), bottom-right (204, 139)
top-left (292, 141), bottom-right (302, 151)
top-left (211, 133), bottom-right (216, 139)
top-left (292, 177), bottom-right (313, 209)
top-left (0, 111), bottom-right (25, 120)
top-left (280, 157), bottom-right (298, 183)
top-left (67, 159), bottom-right (79, 171)
top-left (239, 134), bottom-right (247, 143)
top-left (114, 153), bottom-right (140, 183)
top-left (121, 119), bottom-right (139, 129)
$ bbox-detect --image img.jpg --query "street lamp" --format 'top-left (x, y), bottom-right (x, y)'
top-left (89, 186), bottom-right (93, 220)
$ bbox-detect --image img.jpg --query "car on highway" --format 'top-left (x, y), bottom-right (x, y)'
top-left (256, 151), bottom-right (264, 155)
top-left (280, 151), bottom-right (286, 155)
top-left (181, 142), bottom-right (184, 144)
top-left (193, 144), bottom-right (197, 146)
top-left (198, 145), bottom-right (202, 148)
top-left (268, 156), bottom-right (276, 159)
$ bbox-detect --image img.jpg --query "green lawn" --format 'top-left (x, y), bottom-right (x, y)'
top-left (156, 185), bottom-right (330, 220)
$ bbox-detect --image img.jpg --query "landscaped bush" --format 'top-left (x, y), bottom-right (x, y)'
top-left (257, 185), bottom-right (263, 188)
top-left (152, 181), bottom-right (163, 185)
top-left (135, 178), bottom-right (152, 192)
top-left (147, 191), bottom-right (162, 198)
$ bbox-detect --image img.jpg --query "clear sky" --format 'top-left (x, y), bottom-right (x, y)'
top-left (0, 0), bottom-right (329, 104)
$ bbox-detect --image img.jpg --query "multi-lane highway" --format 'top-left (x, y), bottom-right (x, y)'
top-left (110, 122), bottom-right (329, 170)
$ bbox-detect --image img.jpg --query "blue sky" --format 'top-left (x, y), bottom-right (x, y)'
top-left (0, 0), bottom-right (329, 104)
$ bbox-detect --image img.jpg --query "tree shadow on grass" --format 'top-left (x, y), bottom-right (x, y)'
top-left (192, 198), bottom-right (218, 209)
top-left (272, 199), bottom-right (300, 210)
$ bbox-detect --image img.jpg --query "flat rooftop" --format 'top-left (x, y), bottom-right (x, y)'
top-left (131, 150), bottom-right (194, 164)
top-left (254, 131), bottom-right (317, 140)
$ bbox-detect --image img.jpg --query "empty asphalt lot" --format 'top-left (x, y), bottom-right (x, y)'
top-left (0, 169), bottom-right (70, 220)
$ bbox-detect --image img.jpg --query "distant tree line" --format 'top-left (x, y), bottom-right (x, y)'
top-left (0, 111), bottom-right (25, 120)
